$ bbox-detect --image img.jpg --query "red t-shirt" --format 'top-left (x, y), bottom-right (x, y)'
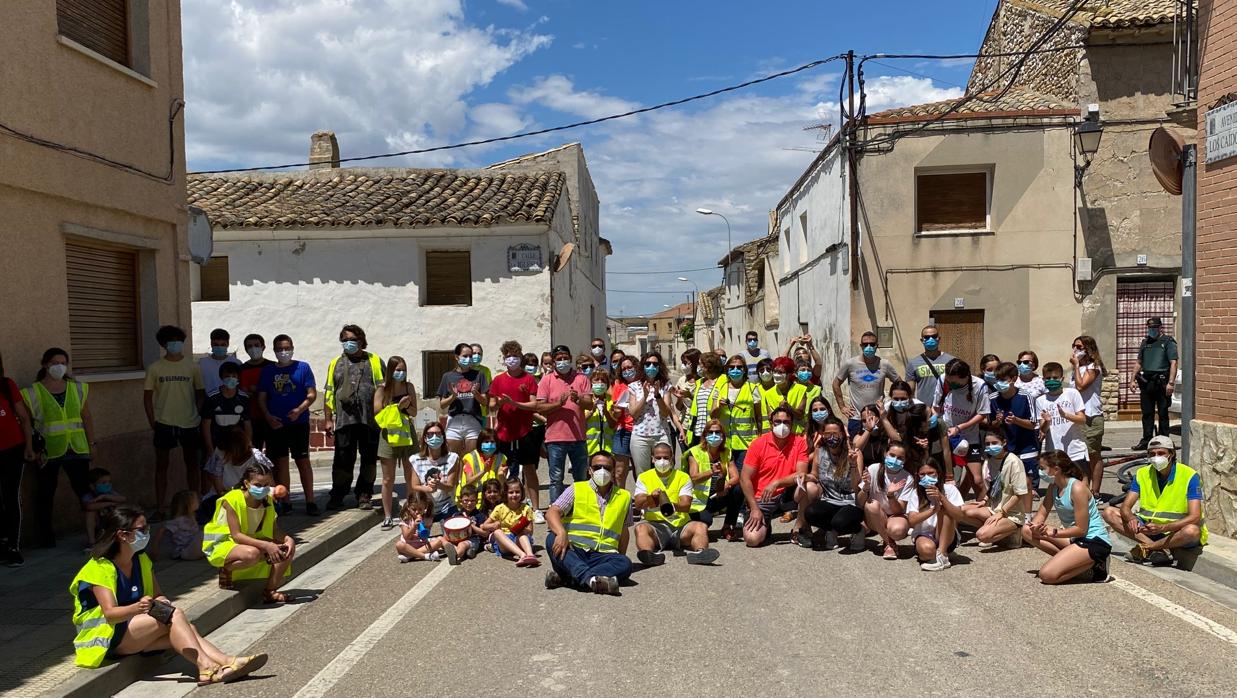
top-left (745, 432), bottom-right (808, 499)
top-left (0, 379), bottom-right (25, 451)
top-left (239, 360), bottom-right (273, 416)
top-left (489, 371), bottom-right (538, 441)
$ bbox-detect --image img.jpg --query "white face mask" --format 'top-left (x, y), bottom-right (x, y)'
top-left (47, 364), bottom-right (68, 380)
top-left (246, 346), bottom-right (264, 360)
top-left (591, 468), bottom-right (613, 487)
top-left (772, 423), bottom-right (791, 439)
top-left (276, 350), bottom-right (294, 364)
top-left (1151, 455), bottom-right (1172, 471)
top-left (653, 458), bottom-right (672, 473)
top-left (591, 347), bottom-right (605, 357)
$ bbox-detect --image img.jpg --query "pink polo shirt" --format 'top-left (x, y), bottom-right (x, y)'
top-left (536, 370), bottom-right (592, 443)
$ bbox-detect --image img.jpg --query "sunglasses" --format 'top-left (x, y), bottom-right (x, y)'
top-left (643, 362), bottom-right (660, 367)
top-left (771, 419), bottom-right (792, 426)
top-left (921, 335), bottom-right (937, 340)
top-left (591, 464), bottom-right (615, 472)
top-left (860, 342), bottom-right (877, 348)
top-left (706, 430), bottom-right (724, 436)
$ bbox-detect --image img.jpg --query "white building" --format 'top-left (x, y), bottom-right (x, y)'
top-left (188, 135), bottom-right (608, 400)
top-left (773, 139), bottom-right (852, 377)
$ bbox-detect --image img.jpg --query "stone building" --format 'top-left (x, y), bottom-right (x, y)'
top-left (718, 234), bottom-right (783, 357)
top-left (1191, 0), bottom-right (1237, 536)
top-left (0, 2), bottom-right (191, 525)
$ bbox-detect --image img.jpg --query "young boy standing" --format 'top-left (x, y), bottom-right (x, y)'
top-left (1034, 362), bottom-right (1089, 480)
top-left (144, 325), bottom-right (205, 519)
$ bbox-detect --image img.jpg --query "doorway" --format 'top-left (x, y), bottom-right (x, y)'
top-left (929, 310), bottom-right (985, 367)
top-left (1116, 279), bottom-right (1176, 411)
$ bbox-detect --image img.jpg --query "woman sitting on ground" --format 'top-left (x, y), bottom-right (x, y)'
top-left (858, 441), bottom-right (914, 559)
top-left (795, 416), bottom-right (865, 552)
top-left (959, 429), bottom-right (1030, 549)
top-left (69, 504), bottom-right (266, 683)
top-left (1022, 450), bottom-right (1112, 584)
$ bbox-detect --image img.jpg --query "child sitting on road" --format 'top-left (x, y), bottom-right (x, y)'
top-left (484, 478), bottom-right (539, 567)
top-left (479, 479), bottom-right (503, 519)
top-left (454, 484), bottom-right (487, 560)
top-left (81, 468), bottom-right (125, 547)
top-left (154, 489), bottom-right (204, 560)
top-left (396, 491), bottom-right (452, 563)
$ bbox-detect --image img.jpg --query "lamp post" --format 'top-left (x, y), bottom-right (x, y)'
top-left (695, 208), bottom-right (732, 283)
top-left (1073, 105), bottom-right (1104, 186)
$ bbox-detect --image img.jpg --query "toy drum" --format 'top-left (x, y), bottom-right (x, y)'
top-left (443, 517), bottom-right (471, 543)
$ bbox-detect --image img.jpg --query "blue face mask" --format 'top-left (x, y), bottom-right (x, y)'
top-left (984, 444), bottom-right (1004, 457)
top-left (622, 368), bottom-right (638, 381)
top-left (556, 360), bottom-right (573, 374)
top-left (221, 376), bottom-right (240, 390)
top-left (458, 358), bottom-right (472, 370)
top-left (130, 530), bottom-right (149, 552)
top-left (95, 483), bottom-right (113, 494)
top-left (983, 371), bottom-right (996, 382)
top-left (918, 475), bottom-right (938, 488)
top-left (747, 340), bottom-right (759, 350)
top-left (1147, 329), bottom-right (1160, 339)
top-left (582, 366), bottom-right (593, 376)
top-left (891, 399), bottom-right (910, 412)
top-left (480, 442), bottom-right (497, 455)
top-left (921, 337), bottom-right (939, 350)
top-left (392, 370), bottom-right (407, 382)
top-left (471, 354), bottom-right (482, 365)
top-left (929, 414), bottom-right (939, 429)
top-left (705, 433), bottom-right (724, 446)
top-left (883, 456), bottom-right (904, 472)
top-left (248, 484), bottom-right (271, 499)
top-left (524, 365), bottom-right (537, 375)
top-left (643, 365), bottom-right (660, 378)
top-left (862, 345), bottom-right (877, 358)
top-left (211, 346), bottom-right (229, 359)
top-left (995, 380), bottom-right (1012, 392)
top-left (796, 370), bottom-right (812, 382)
top-left (342, 340), bottom-right (360, 355)
top-left (727, 367), bottom-right (745, 380)
top-left (1017, 362), bottom-right (1033, 375)
top-left (165, 340), bottom-right (184, 354)
top-left (426, 435), bottom-right (445, 449)
top-left (811, 409), bottom-right (829, 423)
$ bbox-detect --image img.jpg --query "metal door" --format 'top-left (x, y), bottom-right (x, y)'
top-left (1116, 279), bottom-right (1176, 409)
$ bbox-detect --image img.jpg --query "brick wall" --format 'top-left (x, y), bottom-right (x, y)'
top-left (1196, 0), bottom-right (1237, 423)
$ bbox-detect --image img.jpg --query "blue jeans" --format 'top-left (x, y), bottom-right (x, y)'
top-left (545, 531), bottom-right (633, 587)
top-left (546, 441), bottom-right (588, 503)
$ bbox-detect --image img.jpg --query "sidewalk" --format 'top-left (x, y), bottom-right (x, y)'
top-left (0, 456), bottom-right (380, 698)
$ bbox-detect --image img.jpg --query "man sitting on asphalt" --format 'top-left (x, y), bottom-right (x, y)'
top-left (544, 451), bottom-right (633, 595)
top-left (1101, 436), bottom-right (1207, 568)
top-left (633, 441), bottom-right (720, 566)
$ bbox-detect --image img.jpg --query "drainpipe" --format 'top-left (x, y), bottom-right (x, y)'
top-left (1180, 144), bottom-right (1196, 464)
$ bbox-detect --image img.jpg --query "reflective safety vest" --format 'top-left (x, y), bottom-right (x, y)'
top-left (458, 451), bottom-right (505, 499)
top-left (637, 468), bottom-right (691, 528)
top-left (684, 378), bottom-right (722, 435)
top-left (23, 381), bottom-right (89, 458)
top-left (1135, 462), bottom-right (1208, 546)
top-left (374, 402), bottom-right (415, 446)
top-left (719, 380), bottom-right (759, 451)
top-left (69, 553), bottom-right (154, 668)
top-left (203, 488), bottom-right (287, 581)
top-left (323, 352), bottom-right (384, 414)
top-left (564, 481), bottom-right (631, 553)
top-left (761, 383), bottom-right (806, 433)
top-left (686, 443), bottom-right (730, 512)
top-left (585, 399), bottom-right (615, 456)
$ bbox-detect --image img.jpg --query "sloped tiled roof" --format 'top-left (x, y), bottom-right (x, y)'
top-left (698, 285), bottom-right (724, 322)
top-left (718, 234), bottom-right (778, 304)
top-left (187, 168), bottom-right (565, 230)
top-left (651, 302), bottom-right (694, 319)
top-left (1016, 0), bottom-right (1186, 29)
top-left (866, 85), bottom-right (1075, 125)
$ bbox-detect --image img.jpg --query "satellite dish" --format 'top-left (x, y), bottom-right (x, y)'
top-left (553, 242), bottom-right (575, 273)
top-left (1149, 127), bottom-right (1184, 196)
top-left (187, 206), bottom-right (214, 264)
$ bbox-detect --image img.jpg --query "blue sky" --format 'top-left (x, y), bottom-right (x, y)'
top-left (184, 0), bottom-right (997, 315)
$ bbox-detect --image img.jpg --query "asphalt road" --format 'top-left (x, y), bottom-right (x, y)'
top-left (118, 510), bottom-right (1237, 698)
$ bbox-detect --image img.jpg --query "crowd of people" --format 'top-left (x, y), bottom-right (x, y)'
top-left (0, 317), bottom-right (1211, 672)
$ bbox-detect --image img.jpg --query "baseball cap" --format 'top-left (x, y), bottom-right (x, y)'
top-left (1146, 317), bottom-right (1163, 327)
top-left (552, 344), bottom-right (572, 357)
top-left (1147, 435), bottom-right (1174, 450)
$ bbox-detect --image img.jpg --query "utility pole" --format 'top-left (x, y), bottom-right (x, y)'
top-left (846, 49), bottom-right (860, 290)
top-left (1181, 143), bottom-right (1196, 464)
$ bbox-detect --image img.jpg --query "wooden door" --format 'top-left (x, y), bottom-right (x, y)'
top-left (929, 310), bottom-right (985, 367)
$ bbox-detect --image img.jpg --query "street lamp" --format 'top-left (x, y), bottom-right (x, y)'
top-left (1073, 104), bottom-right (1104, 186)
top-left (677, 276), bottom-right (699, 326)
top-left (695, 208), bottom-right (732, 283)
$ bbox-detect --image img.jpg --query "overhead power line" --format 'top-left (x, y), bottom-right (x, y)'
top-left (607, 288), bottom-right (700, 295)
top-left (606, 266), bottom-right (718, 275)
top-left (191, 55), bottom-right (847, 175)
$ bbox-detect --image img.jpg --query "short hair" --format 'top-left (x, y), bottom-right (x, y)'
top-left (591, 368), bottom-right (612, 384)
top-left (272, 334), bottom-right (293, 347)
top-left (681, 348), bottom-right (702, 364)
top-left (458, 484), bottom-right (479, 499)
top-left (501, 340), bottom-right (523, 356)
top-left (745, 331), bottom-right (759, 340)
top-left (1017, 350), bottom-right (1039, 368)
top-left (454, 342), bottom-right (471, 356)
top-left (772, 356), bottom-right (796, 373)
top-left (769, 405), bottom-right (795, 422)
top-left (860, 331), bottom-right (877, 341)
top-left (522, 352), bottom-right (539, 366)
top-left (340, 324), bottom-right (367, 349)
top-left (589, 450), bottom-right (616, 467)
top-left (1042, 361), bottom-right (1064, 376)
top-left (218, 361), bottom-right (241, 378)
top-left (995, 361), bottom-right (1018, 380)
top-left (471, 343), bottom-right (484, 353)
top-left (243, 333), bottom-right (265, 347)
top-left (591, 337), bottom-right (607, 346)
top-left (155, 325), bottom-right (187, 346)
top-left (209, 328), bottom-right (230, 342)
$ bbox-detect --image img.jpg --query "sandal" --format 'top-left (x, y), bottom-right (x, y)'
top-left (262, 589), bottom-right (290, 604)
top-left (780, 511), bottom-right (795, 523)
top-left (197, 667), bottom-right (218, 686)
top-left (218, 568), bottom-right (234, 590)
top-left (212, 653), bottom-right (269, 684)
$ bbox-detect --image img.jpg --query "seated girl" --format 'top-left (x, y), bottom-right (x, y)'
top-left (1022, 450), bottom-right (1112, 584)
top-left (484, 478), bottom-right (539, 567)
top-left (203, 462), bottom-right (296, 603)
top-left (859, 442), bottom-right (914, 559)
top-left (902, 459), bottom-right (963, 571)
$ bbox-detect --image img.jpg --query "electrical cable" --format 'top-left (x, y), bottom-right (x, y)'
top-left (606, 266), bottom-right (718, 275)
top-left (190, 55), bottom-right (847, 175)
top-left (607, 288), bottom-right (703, 295)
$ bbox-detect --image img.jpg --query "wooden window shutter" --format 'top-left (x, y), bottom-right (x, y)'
top-left (200, 257), bottom-right (230, 301)
top-left (66, 241), bottom-right (141, 371)
top-left (916, 172), bottom-right (988, 232)
top-left (425, 251), bottom-right (472, 305)
top-left (57, 0), bottom-right (129, 66)
top-left (422, 350), bottom-right (456, 399)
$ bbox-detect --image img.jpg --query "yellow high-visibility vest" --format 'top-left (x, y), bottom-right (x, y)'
top-left (23, 380), bottom-right (89, 458)
top-left (564, 481), bottom-right (630, 553)
top-left (68, 553), bottom-right (154, 668)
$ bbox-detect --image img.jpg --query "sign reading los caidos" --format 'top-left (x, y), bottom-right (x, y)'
top-left (1206, 98), bottom-right (1237, 165)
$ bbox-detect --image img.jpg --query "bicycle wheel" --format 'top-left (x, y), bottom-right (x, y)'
top-left (1115, 458), bottom-right (1150, 485)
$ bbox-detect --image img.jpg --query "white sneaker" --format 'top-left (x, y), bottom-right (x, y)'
top-left (397, 554), bottom-right (412, 563)
top-left (533, 510), bottom-right (546, 524)
top-left (976, 541), bottom-right (996, 549)
top-left (920, 554), bottom-right (952, 572)
top-left (428, 551), bottom-right (443, 561)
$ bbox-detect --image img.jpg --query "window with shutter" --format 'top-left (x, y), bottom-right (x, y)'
top-left (57, 0), bottom-right (129, 67)
top-left (65, 241), bottom-right (142, 372)
top-left (200, 257), bottom-right (230, 301)
top-left (424, 251), bottom-right (472, 306)
top-left (422, 351), bottom-right (457, 399)
top-left (915, 170), bottom-right (990, 234)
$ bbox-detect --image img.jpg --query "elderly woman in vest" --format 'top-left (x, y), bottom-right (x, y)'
top-left (23, 348), bottom-right (94, 548)
top-left (69, 504), bottom-right (266, 683)
top-left (204, 461), bottom-right (296, 602)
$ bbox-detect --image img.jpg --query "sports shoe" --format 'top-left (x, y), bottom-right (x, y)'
top-left (848, 533), bottom-right (868, 553)
top-left (977, 541), bottom-right (997, 549)
top-left (792, 530), bottom-right (813, 549)
top-left (533, 510), bottom-right (546, 524)
top-left (636, 549), bottom-right (666, 567)
top-left (920, 554), bottom-right (952, 572)
top-left (305, 502), bottom-right (320, 516)
top-left (397, 554), bottom-right (412, 563)
top-left (589, 575), bottom-right (620, 595)
top-left (1147, 550), bottom-right (1173, 567)
top-left (686, 548), bottom-right (720, 565)
top-left (4, 548), bottom-right (23, 568)
top-left (428, 551), bottom-right (443, 561)
top-left (1126, 545), bottom-right (1148, 564)
top-left (823, 531), bottom-right (838, 551)
top-left (442, 542), bottom-right (459, 565)
top-left (736, 511), bottom-right (747, 527)
top-left (380, 517), bottom-right (395, 531)
top-left (358, 497), bottom-right (373, 511)
top-left (545, 569), bottom-right (563, 589)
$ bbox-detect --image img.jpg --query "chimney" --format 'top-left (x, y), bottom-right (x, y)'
top-left (309, 131), bottom-right (340, 169)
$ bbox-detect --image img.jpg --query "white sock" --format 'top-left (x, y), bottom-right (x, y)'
top-left (588, 576), bottom-right (597, 588)
top-left (397, 554), bottom-right (411, 563)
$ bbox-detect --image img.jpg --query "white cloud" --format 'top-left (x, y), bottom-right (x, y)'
top-left (863, 75), bottom-right (963, 112)
top-left (497, 0), bottom-right (528, 10)
top-left (182, 0), bottom-right (551, 168)
top-left (508, 75), bottom-right (638, 119)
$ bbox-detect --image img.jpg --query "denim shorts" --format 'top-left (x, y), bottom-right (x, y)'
top-left (611, 428), bottom-right (632, 457)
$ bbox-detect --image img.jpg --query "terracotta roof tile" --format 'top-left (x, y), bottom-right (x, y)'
top-left (1017, 0), bottom-right (1187, 29)
top-left (865, 85), bottom-right (1074, 124)
top-left (187, 168), bottom-right (565, 230)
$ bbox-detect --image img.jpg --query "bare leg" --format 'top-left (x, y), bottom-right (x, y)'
top-left (1038, 544), bottom-right (1098, 584)
top-left (379, 457), bottom-right (396, 520)
top-left (517, 534), bottom-right (535, 557)
top-left (395, 539), bottom-right (434, 560)
top-left (274, 456), bottom-right (292, 494)
top-left (114, 613), bottom-right (215, 672)
top-left (155, 448), bottom-right (171, 512)
top-left (293, 457), bottom-right (315, 503)
top-left (683, 521), bottom-right (709, 552)
top-left (1089, 451), bottom-right (1103, 496)
top-left (493, 532), bottom-right (524, 559)
top-left (182, 444), bottom-right (203, 495)
top-left (976, 516), bottom-right (1018, 544)
top-left (794, 483), bottom-right (821, 533)
top-left (524, 463), bottom-right (541, 511)
top-left (447, 439), bottom-right (466, 457)
top-left (915, 536), bottom-right (938, 562)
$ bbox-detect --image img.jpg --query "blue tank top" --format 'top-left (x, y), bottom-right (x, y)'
top-left (1052, 477), bottom-right (1110, 543)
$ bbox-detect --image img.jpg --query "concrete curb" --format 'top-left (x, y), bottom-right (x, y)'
top-left (1107, 530), bottom-right (1237, 592)
top-left (50, 511), bottom-right (378, 698)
